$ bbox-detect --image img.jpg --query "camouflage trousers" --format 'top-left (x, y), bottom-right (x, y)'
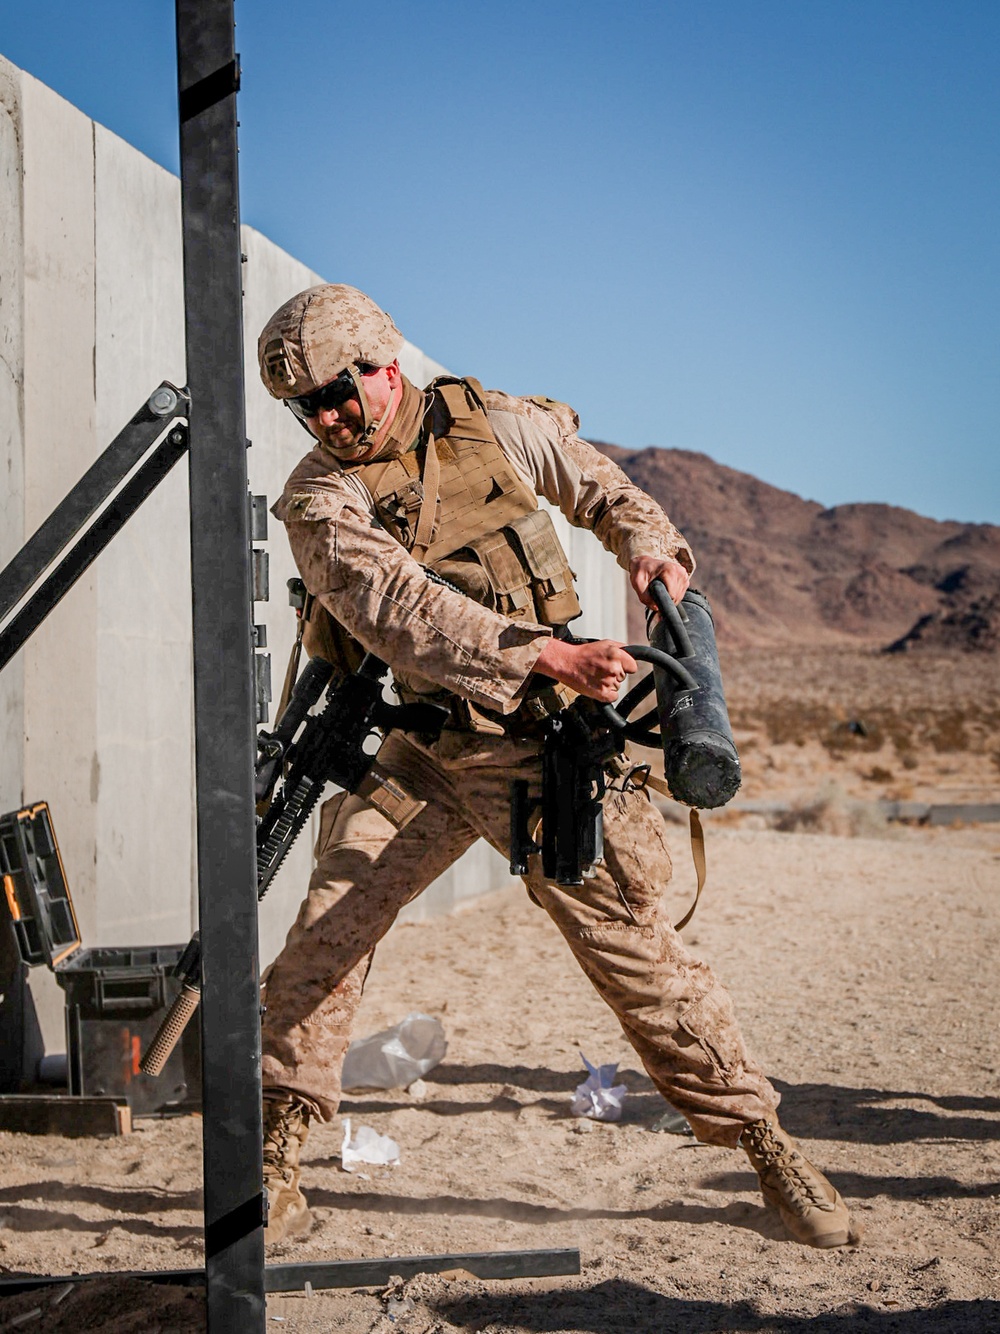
top-left (260, 728), bottom-right (778, 1147)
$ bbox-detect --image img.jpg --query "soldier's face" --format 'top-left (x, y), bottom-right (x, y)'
top-left (308, 365), bottom-right (398, 461)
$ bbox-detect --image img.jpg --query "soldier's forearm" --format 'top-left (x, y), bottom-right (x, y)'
top-left (535, 637), bottom-right (637, 703)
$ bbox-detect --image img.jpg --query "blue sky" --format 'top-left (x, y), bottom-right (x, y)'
top-left (4, 1), bottom-right (998, 524)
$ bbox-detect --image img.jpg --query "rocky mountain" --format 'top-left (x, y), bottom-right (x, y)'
top-left (591, 443), bottom-right (1000, 653)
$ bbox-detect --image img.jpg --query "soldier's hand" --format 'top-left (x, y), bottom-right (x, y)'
top-left (534, 638), bottom-right (637, 703)
top-left (629, 555), bottom-right (691, 607)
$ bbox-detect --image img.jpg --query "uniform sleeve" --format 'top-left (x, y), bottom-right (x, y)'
top-left (486, 397), bottom-right (695, 575)
top-left (280, 487), bottom-right (552, 713)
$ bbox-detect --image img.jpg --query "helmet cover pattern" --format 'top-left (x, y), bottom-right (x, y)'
top-left (258, 284), bottom-right (404, 399)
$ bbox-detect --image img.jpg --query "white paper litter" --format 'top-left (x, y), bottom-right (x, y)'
top-left (340, 1117), bottom-right (401, 1172)
top-left (570, 1054), bottom-right (628, 1121)
top-left (341, 1012), bottom-right (447, 1091)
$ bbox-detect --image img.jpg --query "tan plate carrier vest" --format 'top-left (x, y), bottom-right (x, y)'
top-left (299, 377), bottom-right (582, 732)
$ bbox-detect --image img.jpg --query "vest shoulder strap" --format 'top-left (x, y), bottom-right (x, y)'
top-left (429, 376), bottom-right (493, 440)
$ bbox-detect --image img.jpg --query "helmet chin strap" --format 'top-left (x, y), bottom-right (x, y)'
top-left (345, 364), bottom-right (396, 453)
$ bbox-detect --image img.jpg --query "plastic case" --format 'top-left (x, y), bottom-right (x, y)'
top-left (0, 802), bottom-right (200, 1116)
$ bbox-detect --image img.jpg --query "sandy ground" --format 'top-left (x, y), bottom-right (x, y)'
top-left (1, 821), bottom-right (998, 1331)
top-left (1, 648), bottom-right (998, 1332)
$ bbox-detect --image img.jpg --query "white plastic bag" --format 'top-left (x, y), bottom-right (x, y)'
top-left (570, 1053), bottom-right (628, 1122)
top-left (341, 1011), bottom-right (447, 1091)
top-left (340, 1118), bottom-right (401, 1172)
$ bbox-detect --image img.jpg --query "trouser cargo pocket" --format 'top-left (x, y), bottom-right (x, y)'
top-left (677, 984), bottom-right (748, 1083)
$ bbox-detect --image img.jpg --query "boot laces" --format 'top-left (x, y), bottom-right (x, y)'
top-left (743, 1121), bottom-right (833, 1214)
top-left (263, 1101), bottom-right (306, 1179)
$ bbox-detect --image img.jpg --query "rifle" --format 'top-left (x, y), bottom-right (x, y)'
top-left (510, 699), bottom-right (618, 886)
top-left (509, 579), bottom-right (739, 888)
top-left (141, 652), bottom-right (447, 1076)
top-left (508, 634), bottom-right (694, 889)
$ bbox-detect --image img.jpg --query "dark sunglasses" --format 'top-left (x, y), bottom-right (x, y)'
top-left (287, 369), bottom-right (363, 421)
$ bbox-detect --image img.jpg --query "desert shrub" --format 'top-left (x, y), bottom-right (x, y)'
top-left (923, 711), bottom-right (970, 752)
top-left (731, 687), bottom-right (998, 759)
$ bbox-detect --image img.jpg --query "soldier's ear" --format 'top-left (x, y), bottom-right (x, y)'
top-left (385, 360), bottom-right (401, 383)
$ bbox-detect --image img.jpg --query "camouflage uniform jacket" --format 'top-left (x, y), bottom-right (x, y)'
top-left (273, 385), bottom-right (695, 715)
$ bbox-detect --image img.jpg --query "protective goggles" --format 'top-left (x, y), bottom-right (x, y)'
top-left (286, 367), bottom-right (364, 421)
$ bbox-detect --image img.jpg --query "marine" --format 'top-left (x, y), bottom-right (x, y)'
top-left (255, 283), bottom-right (861, 1252)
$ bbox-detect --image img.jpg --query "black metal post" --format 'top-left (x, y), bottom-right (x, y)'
top-left (175, 0), bottom-right (265, 1327)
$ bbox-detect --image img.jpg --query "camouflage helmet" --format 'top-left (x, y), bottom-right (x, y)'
top-left (258, 284), bottom-right (404, 400)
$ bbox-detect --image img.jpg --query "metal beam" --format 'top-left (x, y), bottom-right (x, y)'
top-left (0, 1249), bottom-right (583, 1298)
top-left (265, 1249), bottom-right (583, 1290)
top-left (0, 424), bottom-right (189, 671)
top-left (0, 384), bottom-right (187, 624)
top-left (175, 0), bottom-right (265, 1327)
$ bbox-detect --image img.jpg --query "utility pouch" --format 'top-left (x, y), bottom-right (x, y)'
top-left (463, 530), bottom-right (535, 619)
top-left (505, 510), bottom-right (581, 627)
top-left (427, 554), bottom-right (495, 607)
top-left (429, 509), bottom-right (580, 628)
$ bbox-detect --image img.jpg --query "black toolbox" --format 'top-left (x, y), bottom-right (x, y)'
top-left (0, 801), bottom-right (200, 1116)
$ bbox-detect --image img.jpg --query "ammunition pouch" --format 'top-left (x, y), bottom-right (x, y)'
top-left (355, 762), bottom-right (426, 830)
top-left (509, 509), bottom-right (581, 627)
top-left (430, 510), bottom-right (579, 629)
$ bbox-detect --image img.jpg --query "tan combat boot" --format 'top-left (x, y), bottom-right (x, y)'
top-left (740, 1117), bottom-right (862, 1249)
top-left (263, 1093), bottom-right (313, 1245)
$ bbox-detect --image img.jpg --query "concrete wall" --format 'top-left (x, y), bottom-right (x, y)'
top-left (0, 55), bottom-right (628, 1051)
top-left (0, 59), bottom-right (25, 825)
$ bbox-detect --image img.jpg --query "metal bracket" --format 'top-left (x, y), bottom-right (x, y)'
top-left (0, 402), bottom-right (190, 671)
top-left (249, 494), bottom-right (269, 542)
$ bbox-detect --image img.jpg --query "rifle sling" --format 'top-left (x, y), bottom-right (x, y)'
top-left (641, 774), bottom-right (707, 931)
top-left (274, 592), bottom-right (309, 726)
